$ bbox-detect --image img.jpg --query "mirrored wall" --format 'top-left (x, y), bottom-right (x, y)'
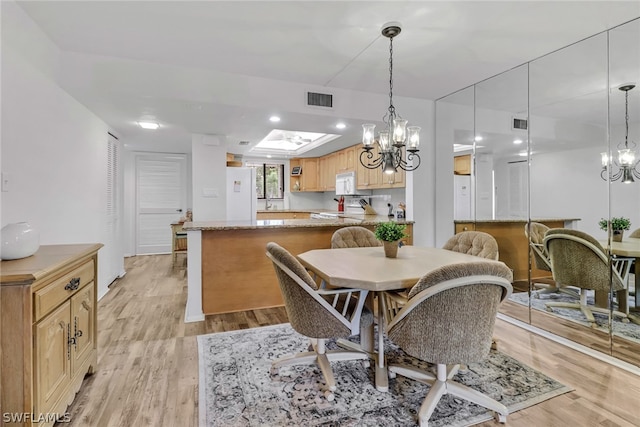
top-left (436, 17), bottom-right (640, 367)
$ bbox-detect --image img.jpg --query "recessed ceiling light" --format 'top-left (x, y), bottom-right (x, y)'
top-left (513, 139), bottom-right (523, 145)
top-left (266, 155), bottom-right (272, 158)
top-left (336, 122), bottom-right (346, 129)
top-left (518, 151), bottom-right (528, 157)
top-left (269, 116), bottom-right (281, 123)
top-left (474, 136), bottom-right (483, 142)
top-left (138, 121), bottom-right (159, 130)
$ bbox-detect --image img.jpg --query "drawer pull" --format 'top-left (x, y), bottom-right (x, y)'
top-left (65, 277), bottom-right (81, 291)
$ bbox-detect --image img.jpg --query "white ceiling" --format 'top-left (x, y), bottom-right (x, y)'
top-left (14, 1), bottom-right (640, 157)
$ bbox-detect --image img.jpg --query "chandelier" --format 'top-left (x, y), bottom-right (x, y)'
top-left (601, 84), bottom-right (639, 183)
top-left (360, 22), bottom-right (421, 175)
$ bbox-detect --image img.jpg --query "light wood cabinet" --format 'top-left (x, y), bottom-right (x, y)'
top-left (319, 153), bottom-right (336, 191)
top-left (336, 145), bottom-right (356, 173)
top-left (454, 154), bottom-right (472, 175)
top-left (292, 143), bottom-right (406, 192)
top-left (1, 243), bottom-right (102, 427)
top-left (256, 211), bottom-right (311, 220)
top-left (289, 157), bottom-right (320, 192)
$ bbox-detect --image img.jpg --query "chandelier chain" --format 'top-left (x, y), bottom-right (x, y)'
top-left (624, 88), bottom-right (629, 148)
top-left (387, 36), bottom-right (396, 124)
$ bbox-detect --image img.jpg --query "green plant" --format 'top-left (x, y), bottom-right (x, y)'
top-left (374, 221), bottom-right (407, 242)
top-left (598, 217), bottom-right (631, 231)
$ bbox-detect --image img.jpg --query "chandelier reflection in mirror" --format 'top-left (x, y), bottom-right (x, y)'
top-left (361, 22), bottom-right (421, 175)
top-left (601, 84), bottom-right (639, 183)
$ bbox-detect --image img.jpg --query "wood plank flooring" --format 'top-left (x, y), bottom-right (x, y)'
top-left (62, 254), bottom-right (640, 427)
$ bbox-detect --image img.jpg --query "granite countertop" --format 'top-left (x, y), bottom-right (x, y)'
top-left (453, 218), bottom-right (581, 223)
top-left (183, 214), bottom-right (413, 231)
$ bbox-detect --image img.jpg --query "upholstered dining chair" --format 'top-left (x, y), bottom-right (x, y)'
top-left (544, 229), bottom-right (633, 326)
top-left (442, 231), bottom-right (499, 260)
top-left (265, 242), bottom-right (373, 401)
top-left (384, 231), bottom-right (500, 318)
top-left (524, 222), bottom-right (578, 298)
top-left (385, 261), bottom-right (513, 427)
top-left (331, 226), bottom-right (381, 248)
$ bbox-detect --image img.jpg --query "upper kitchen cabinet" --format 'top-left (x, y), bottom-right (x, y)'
top-left (454, 155), bottom-right (471, 175)
top-left (290, 157), bottom-right (320, 192)
top-left (319, 152), bottom-right (337, 191)
top-left (336, 145), bottom-right (357, 173)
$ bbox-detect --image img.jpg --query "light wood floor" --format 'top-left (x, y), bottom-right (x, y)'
top-left (62, 254), bottom-right (640, 427)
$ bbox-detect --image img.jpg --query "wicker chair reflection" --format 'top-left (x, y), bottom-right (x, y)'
top-left (385, 262), bottom-right (513, 427)
top-left (524, 222), bottom-right (578, 298)
top-left (331, 226), bottom-right (381, 249)
top-left (265, 242), bottom-right (373, 401)
top-left (544, 229), bottom-right (633, 326)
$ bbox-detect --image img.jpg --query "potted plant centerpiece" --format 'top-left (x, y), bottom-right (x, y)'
top-left (374, 221), bottom-right (407, 258)
top-left (599, 217), bottom-right (631, 242)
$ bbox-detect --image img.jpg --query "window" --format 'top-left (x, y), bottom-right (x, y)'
top-left (247, 163), bottom-right (285, 199)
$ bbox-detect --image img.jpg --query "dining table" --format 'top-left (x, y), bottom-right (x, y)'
top-left (596, 237), bottom-right (640, 315)
top-left (296, 245), bottom-right (507, 392)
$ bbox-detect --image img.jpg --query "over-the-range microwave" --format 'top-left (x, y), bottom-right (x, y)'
top-left (335, 171), bottom-right (370, 196)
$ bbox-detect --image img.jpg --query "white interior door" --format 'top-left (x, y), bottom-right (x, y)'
top-left (135, 154), bottom-right (187, 255)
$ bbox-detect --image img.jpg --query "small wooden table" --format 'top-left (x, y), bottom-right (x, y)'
top-left (297, 245), bottom-right (506, 391)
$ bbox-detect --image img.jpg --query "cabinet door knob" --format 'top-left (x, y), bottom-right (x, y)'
top-left (65, 277), bottom-right (81, 291)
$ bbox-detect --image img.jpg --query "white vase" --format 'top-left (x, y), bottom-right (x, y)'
top-left (1, 222), bottom-right (40, 260)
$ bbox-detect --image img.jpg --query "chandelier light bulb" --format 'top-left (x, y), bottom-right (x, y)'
top-left (393, 119), bottom-right (408, 144)
top-left (618, 148), bottom-right (635, 166)
top-left (362, 124), bottom-right (376, 148)
top-left (407, 126), bottom-right (420, 150)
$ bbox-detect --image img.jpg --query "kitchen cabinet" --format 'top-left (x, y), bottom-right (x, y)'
top-left (319, 153), bottom-right (336, 191)
top-left (1, 244), bottom-right (102, 427)
top-left (256, 211), bottom-right (311, 220)
top-left (356, 145), bottom-right (381, 189)
top-left (454, 154), bottom-right (472, 175)
top-left (290, 158), bottom-right (320, 192)
top-left (336, 145), bottom-right (357, 172)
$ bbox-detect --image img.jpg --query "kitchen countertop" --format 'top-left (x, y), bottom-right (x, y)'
top-left (453, 218), bottom-right (580, 223)
top-left (183, 214), bottom-right (413, 231)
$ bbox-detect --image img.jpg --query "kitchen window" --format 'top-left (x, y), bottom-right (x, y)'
top-left (247, 163), bottom-right (284, 199)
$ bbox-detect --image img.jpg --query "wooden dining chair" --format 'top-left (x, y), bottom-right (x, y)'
top-left (385, 261), bottom-right (513, 427)
top-left (265, 242), bottom-right (373, 401)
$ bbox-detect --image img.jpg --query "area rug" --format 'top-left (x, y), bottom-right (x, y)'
top-left (509, 290), bottom-right (640, 343)
top-left (197, 323), bottom-right (572, 427)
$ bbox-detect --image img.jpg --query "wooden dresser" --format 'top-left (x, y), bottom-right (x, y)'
top-left (1, 243), bottom-right (102, 426)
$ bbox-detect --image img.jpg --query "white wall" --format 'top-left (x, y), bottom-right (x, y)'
top-left (191, 134), bottom-right (227, 221)
top-left (1, 1), bottom-right (124, 298)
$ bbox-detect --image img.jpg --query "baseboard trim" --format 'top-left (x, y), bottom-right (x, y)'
top-left (498, 313), bottom-right (640, 377)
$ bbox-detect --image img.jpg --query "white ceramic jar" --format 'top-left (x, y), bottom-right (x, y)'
top-left (1, 222), bottom-right (40, 260)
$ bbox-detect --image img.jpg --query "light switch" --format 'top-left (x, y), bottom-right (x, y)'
top-left (1, 172), bottom-right (10, 192)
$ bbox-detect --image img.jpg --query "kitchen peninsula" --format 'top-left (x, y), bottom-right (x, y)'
top-left (182, 213), bottom-right (413, 321)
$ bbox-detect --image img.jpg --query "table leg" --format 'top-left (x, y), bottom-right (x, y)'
top-left (374, 291), bottom-right (388, 392)
top-left (634, 258), bottom-right (639, 312)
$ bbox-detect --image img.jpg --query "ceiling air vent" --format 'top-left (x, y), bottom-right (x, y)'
top-left (238, 140), bottom-right (250, 146)
top-left (512, 117), bottom-right (528, 131)
top-left (307, 92), bottom-right (333, 108)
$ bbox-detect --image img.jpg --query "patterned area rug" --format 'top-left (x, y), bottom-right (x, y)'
top-left (509, 290), bottom-right (640, 343)
top-left (197, 323), bottom-right (572, 427)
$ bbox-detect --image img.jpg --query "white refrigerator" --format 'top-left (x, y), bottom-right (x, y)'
top-left (454, 175), bottom-right (472, 220)
top-left (226, 167), bottom-right (257, 221)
